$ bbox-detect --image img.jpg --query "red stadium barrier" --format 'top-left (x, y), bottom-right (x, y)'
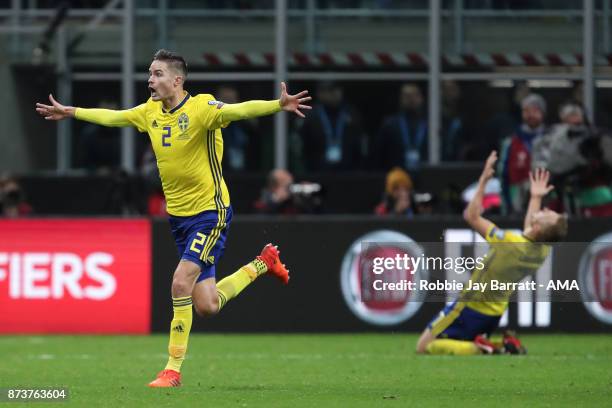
top-left (201, 51), bottom-right (612, 68)
top-left (0, 219), bottom-right (151, 334)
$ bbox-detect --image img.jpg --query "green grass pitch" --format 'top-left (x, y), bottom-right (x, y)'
top-left (1, 334), bottom-right (610, 407)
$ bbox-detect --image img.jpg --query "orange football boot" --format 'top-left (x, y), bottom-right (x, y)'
top-left (474, 335), bottom-right (500, 354)
top-left (257, 243), bottom-right (290, 284)
top-left (148, 369), bottom-right (181, 387)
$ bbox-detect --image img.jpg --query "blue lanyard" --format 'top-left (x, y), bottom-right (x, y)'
top-left (516, 126), bottom-right (543, 153)
top-left (399, 115), bottom-right (426, 150)
top-left (318, 107), bottom-right (347, 146)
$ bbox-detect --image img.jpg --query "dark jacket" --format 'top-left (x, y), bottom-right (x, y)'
top-left (374, 112), bottom-right (428, 171)
top-left (299, 104), bottom-right (365, 171)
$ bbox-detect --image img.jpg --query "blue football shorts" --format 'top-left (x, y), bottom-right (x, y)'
top-left (427, 301), bottom-right (502, 340)
top-left (168, 206), bottom-right (233, 283)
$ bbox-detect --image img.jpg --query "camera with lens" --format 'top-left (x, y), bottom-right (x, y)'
top-left (289, 182), bottom-right (324, 213)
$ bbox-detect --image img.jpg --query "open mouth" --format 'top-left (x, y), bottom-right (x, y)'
top-left (149, 86), bottom-right (157, 96)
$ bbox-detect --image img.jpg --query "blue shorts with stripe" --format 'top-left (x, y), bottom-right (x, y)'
top-left (427, 301), bottom-right (501, 341)
top-left (168, 206), bottom-right (233, 283)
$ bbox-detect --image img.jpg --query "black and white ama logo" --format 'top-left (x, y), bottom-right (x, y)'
top-left (578, 233), bottom-right (612, 325)
top-left (340, 230), bottom-right (427, 326)
top-left (178, 113), bottom-right (189, 132)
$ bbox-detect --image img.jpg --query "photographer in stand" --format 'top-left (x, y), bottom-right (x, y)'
top-left (254, 169), bottom-right (324, 215)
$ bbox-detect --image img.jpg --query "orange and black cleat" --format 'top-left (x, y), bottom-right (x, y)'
top-left (474, 334), bottom-right (501, 354)
top-left (148, 369), bottom-right (181, 387)
top-left (258, 243), bottom-right (290, 285)
top-left (503, 330), bottom-right (527, 355)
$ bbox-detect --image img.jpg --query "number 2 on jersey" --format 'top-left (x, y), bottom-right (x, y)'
top-left (162, 126), bottom-right (171, 147)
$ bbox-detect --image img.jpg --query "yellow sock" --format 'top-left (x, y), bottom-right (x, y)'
top-left (216, 259), bottom-right (268, 311)
top-left (426, 339), bottom-right (481, 355)
top-left (165, 296), bottom-right (193, 372)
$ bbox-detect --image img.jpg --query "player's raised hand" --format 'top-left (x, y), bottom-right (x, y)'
top-left (35, 94), bottom-right (75, 121)
top-left (480, 150), bottom-right (498, 182)
top-left (529, 168), bottom-right (554, 198)
top-left (279, 82), bottom-right (312, 118)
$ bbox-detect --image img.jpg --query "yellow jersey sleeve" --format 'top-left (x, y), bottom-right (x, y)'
top-left (75, 103), bottom-right (148, 132)
top-left (484, 224), bottom-right (526, 244)
top-left (197, 94), bottom-right (281, 130)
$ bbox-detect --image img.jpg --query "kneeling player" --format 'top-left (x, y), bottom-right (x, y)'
top-left (416, 152), bottom-right (567, 355)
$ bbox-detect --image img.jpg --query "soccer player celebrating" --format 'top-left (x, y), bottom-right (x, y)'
top-left (36, 50), bottom-right (311, 386)
top-left (416, 151), bottom-right (568, 355)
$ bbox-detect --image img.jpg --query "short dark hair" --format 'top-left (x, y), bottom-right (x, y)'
top-left (153, 49), bottom-right (187, 77)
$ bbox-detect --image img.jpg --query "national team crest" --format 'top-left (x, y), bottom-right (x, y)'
top-left (178, 113), bottom-right (189, 132)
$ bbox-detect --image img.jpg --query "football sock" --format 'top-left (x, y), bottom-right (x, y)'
top-left (165, 296), bottom-right (193, 372)
top-left (216, 259), bottom-right (268, 311)
top-left (491, 340), bottom-right (504, 349)
top-left (425, 339), bottom-right (481, 355)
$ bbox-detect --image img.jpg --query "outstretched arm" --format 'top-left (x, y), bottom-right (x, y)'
top-left (36, 94), bottom-right (136, 127)
top-left (217, 82), bottom-right (311, 124)
top-left (463, 151), bottom-right (497, 238)
top-left (524, 168), bottom-right (554, 231)
top-left (36, 94), bottom-right (75, 120)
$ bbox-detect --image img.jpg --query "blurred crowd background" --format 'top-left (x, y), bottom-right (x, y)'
top-left (2, 0), bottom-right (612, 218)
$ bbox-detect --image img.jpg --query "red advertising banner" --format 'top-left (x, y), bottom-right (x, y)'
top-left (0, 219), bottom-right (151, 333)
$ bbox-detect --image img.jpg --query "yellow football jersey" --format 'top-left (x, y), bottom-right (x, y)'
top-left (462, 224), bottom-right (550, 316)
top-left (75, 92), bottom-right (281, 216)
top-left (123, 93), bottom-right (230, 216)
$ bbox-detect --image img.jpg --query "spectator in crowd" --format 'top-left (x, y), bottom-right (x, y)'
top-left (532, 103), bottom-right (586, 171)
top-left (254, 169), bottom-right (298, 215)
top-left (374, 167), bottom-right (415, 217)
top-left (532, 103), bottom-right (612, 217)
top-left (499, 93), bottom-right (547, 214)
top-left (299, 81), bottom-right (365, 171)
top-left (559, 102), bottom-right (584, 127)
top-left (255, 169), bottom-right (325, 214)
top-left (375, 83), bottom-right (428, 171)
top-left (441, 80), bottom-right (466, 161)
top-left (216, 85), bottom-right (261, 172)
top-left (0, 175), bottom-right (32, 218)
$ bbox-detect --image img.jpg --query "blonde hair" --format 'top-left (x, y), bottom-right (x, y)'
top-left (538, 213), bottom-right (568, 242)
